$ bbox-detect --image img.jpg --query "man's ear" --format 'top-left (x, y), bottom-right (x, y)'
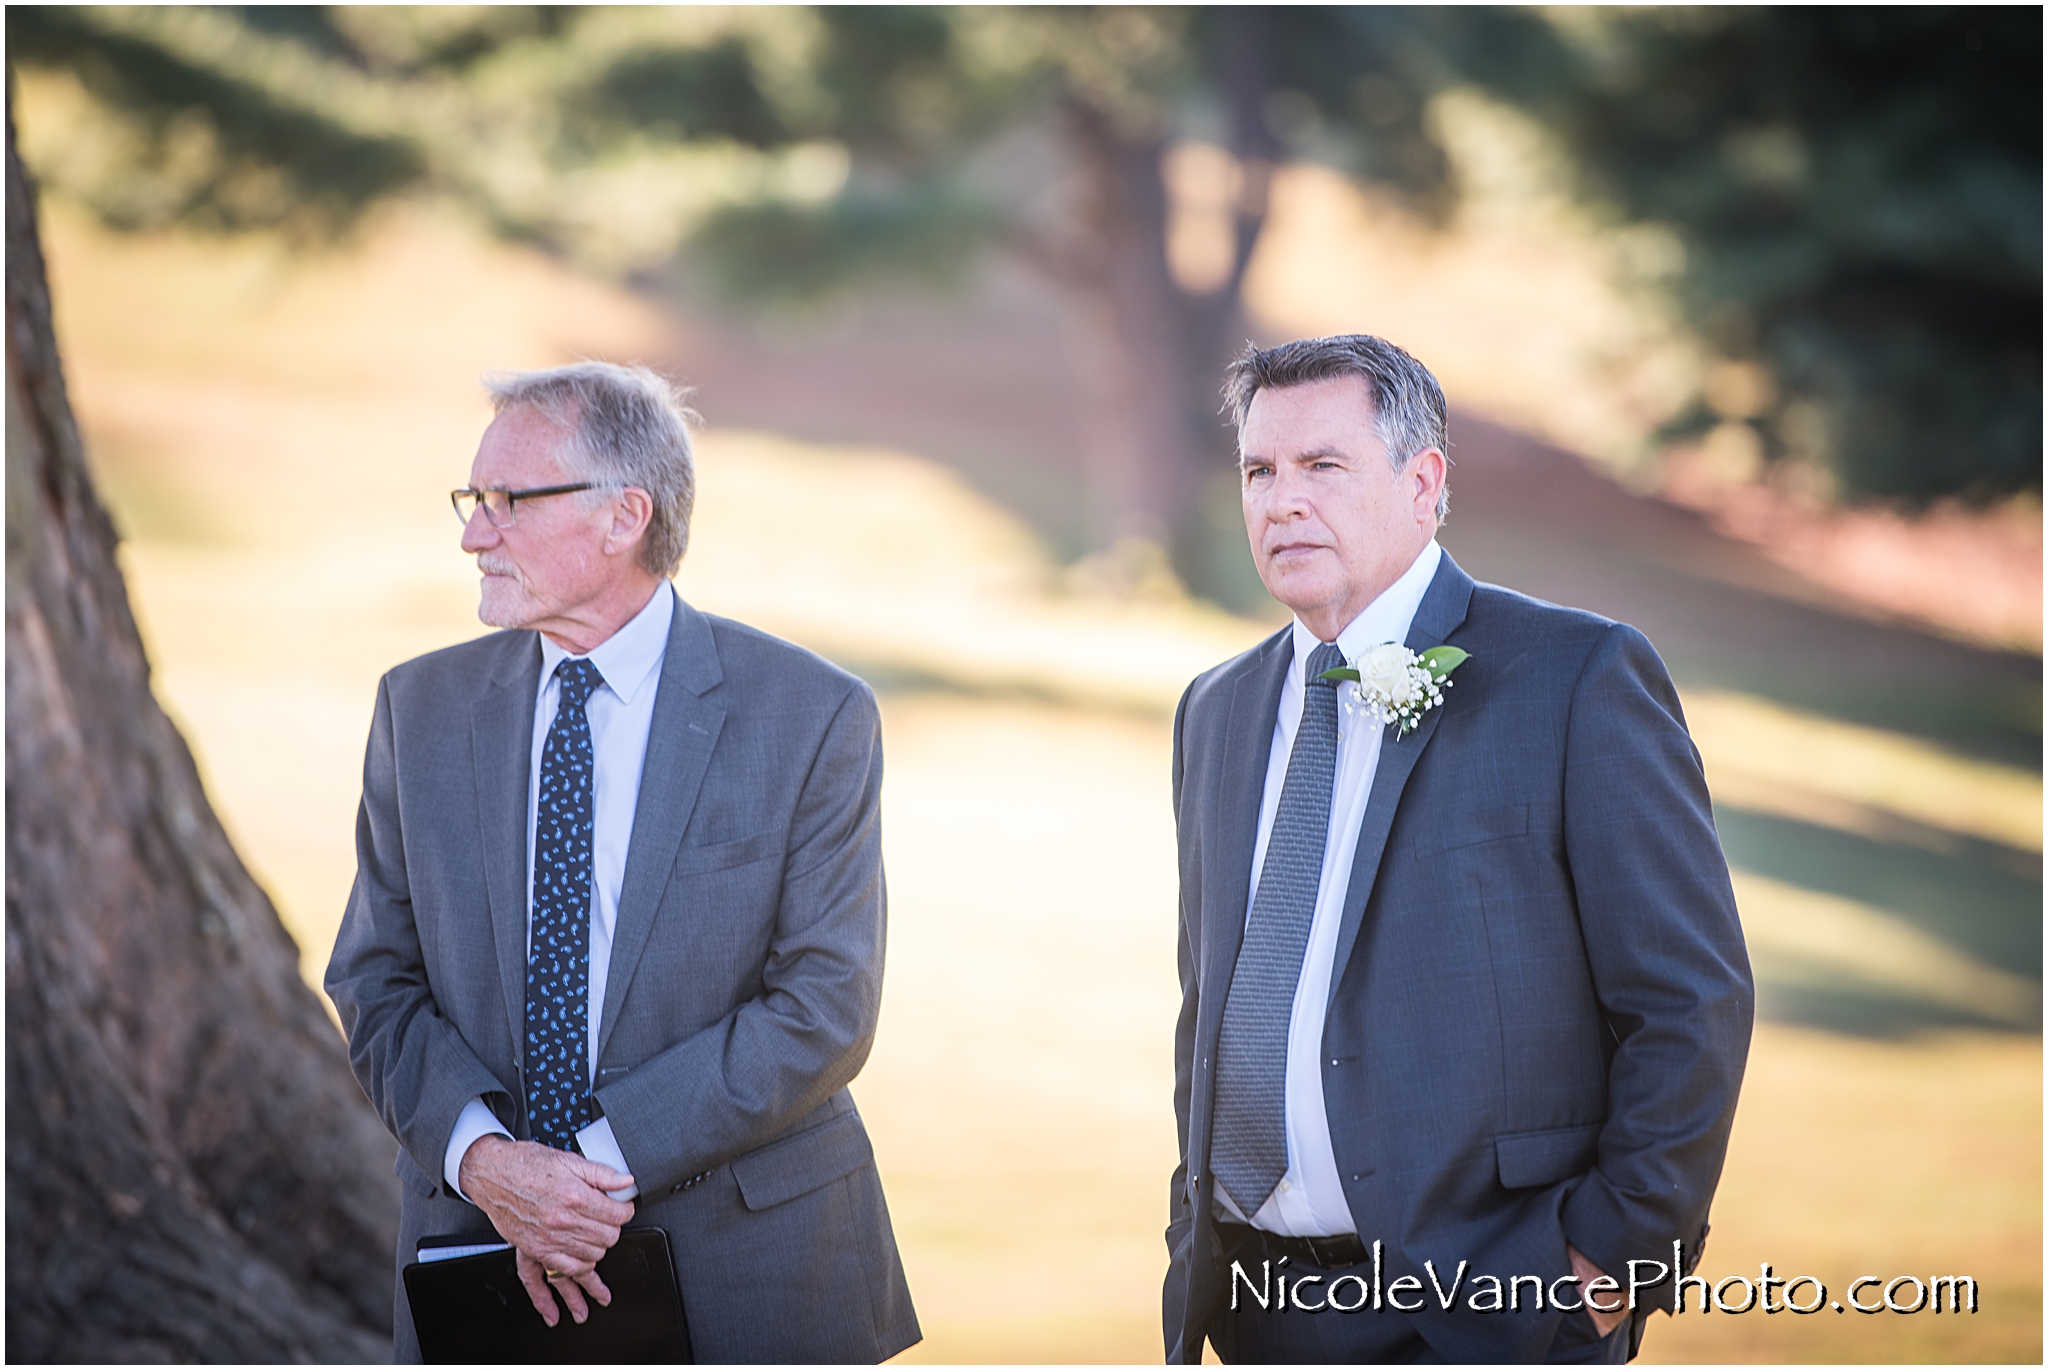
top-left (1407, 448), bottom-right (1447, 520)
top-left (605, 487), bottom-right (654, 556)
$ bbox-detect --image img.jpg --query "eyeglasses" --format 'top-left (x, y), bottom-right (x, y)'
top-left (451, 483), bottom-right (596, 528)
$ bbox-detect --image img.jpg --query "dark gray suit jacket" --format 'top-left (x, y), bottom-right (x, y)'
top-left (327, 591), bottom-right (919, 1363)
top-left (1164, 552), bottom-right (1752, 1362)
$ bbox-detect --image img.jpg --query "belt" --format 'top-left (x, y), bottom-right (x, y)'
top-left (1217, 1220), bottom-right (1369, 1270)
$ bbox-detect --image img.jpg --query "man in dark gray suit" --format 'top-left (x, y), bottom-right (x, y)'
top-left (1164, 335), bottom-right (1752, 1363)
top-left (327, 362), bottom-right (918, 1362)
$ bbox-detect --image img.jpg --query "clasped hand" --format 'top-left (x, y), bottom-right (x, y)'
top-left (458, 1135), bottom-right (636, 1327)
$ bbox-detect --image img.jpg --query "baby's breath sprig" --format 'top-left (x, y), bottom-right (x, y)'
top-left (1318, 643), bottom-right (1471, 739)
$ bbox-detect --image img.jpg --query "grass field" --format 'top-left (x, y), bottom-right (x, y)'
top-left (38, 197), bottom-right (2041, 1363)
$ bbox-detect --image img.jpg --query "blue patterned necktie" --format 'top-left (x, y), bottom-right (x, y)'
top-left (525, 657), bottom-right (604, 1152)
top-left (1211, 640), bottom-right (1346, 1218)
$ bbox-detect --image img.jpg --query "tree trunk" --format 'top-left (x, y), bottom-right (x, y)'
top-left (1060, 98), bottom-right (1207, 552)
top-left (1048, 8), bottom-right (1278, 607)
top-left (5, 92), bottom-right (398, 1362)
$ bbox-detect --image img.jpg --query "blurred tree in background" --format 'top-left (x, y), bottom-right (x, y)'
top-left (678, 5), bottom-right (1544, 601)
top-left (13, 5), bottom-right (2036, 599)
top-left (1492, 7), bottom-right (2042, 507)
top-left (6, 4), bottom-right (1488, 601)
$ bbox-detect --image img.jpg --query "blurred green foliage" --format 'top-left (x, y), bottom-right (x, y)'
top-left (690, 181), bottom-right (997, 300)
top-left (1500, 7), bottom-right (2041, 504)
top-left (562, 39), bottom-right (791, 152)
top-left (675, 6), bottom-right (1492, 301)
top-left (7, 6), bottom-right (423, 235)
top-left (8, 5), bottom-right (2038, 516)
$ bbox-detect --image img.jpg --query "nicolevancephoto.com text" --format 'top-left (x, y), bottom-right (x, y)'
top-left (1230, 1240), bottom-right (1980, 1319)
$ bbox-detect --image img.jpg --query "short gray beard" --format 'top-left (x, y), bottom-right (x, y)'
top-left (475, 558), bottom-right (529, 628)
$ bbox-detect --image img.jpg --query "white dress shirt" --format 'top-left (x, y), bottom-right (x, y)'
top-left (1233, 539), bottom-right (1441, 1237)
top-left (443, 586), bottom-right (674, 1202)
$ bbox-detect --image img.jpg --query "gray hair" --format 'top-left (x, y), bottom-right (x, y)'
top-left (1223, 334), bottom-right (1452, 522)
top-left (483, 361), bottom-right (699, 578)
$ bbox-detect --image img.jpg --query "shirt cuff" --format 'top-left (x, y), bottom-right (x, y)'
top-left (575, 1116), bottom-right (640, 1200)
top-left (444, 1097), bottom-right (513, 1202)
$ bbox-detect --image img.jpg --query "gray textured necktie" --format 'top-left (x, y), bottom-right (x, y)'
top-left (1211, 640), bottom-right (1346, 1218)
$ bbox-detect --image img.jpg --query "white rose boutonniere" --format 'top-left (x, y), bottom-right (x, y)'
top-left (1319, 642), bottom-right (1471, 739)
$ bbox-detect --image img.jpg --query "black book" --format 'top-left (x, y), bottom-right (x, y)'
top-left (403, 1228), bottom-right (691, 1364)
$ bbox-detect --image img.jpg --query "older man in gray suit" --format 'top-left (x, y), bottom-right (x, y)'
top-left (327, 362), bottom-right (918, 1362)
top-left (1164, 335), bottom-right (1752, 1363)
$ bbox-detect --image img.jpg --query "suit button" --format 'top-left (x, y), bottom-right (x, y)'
top-left (669, 1184), bottom-right (683, 1195)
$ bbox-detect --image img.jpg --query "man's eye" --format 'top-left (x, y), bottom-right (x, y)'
top-left (1244, 465), bottom-right (1272, 481)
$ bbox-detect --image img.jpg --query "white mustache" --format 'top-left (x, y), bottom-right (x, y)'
top-left (476, 556), bottom-right (519, 578)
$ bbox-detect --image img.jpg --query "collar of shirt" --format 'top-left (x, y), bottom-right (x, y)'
top-left (536, 584), bottom-right (673, 702)
top-left (1289, 538), bottom-right (1443, 682)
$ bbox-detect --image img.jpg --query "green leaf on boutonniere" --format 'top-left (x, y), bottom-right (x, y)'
top-left (1420, 646), bottom-right (1470, 678)
top-left (1318, 642), bottom-right (1471, 739)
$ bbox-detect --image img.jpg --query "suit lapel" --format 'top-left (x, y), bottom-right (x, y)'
top-left (597, 591), bottom-right (725, 1063)
top-left (472, 633), bottom-right (544, 1056)
top-left (1200, 628), bottom-right (1293, 1028)
top-left (1324, 552), bottom-right (1476, 1008)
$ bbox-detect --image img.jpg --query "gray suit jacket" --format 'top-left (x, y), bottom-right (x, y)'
top-left (327, 591), bottom-right (919, 1362)
top-left (1164, 552), bottom-right (1752, 1362)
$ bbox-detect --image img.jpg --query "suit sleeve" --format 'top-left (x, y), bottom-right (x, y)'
top-left (1557, 623), bottom-right (1753, 1284)
top-left (1163, 681), bottom-right (1200, 1360)
top-left (593, 681), bottom-right (888, 1190)
top-left (324, 673), bottom-right (513, 1196)
top-left (1167, 682), bottom-right (1196, 1234)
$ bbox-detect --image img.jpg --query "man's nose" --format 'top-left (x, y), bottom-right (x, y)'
top-left (1267, 465), bottom-right (1313, 517)
top-left (459, 505), bottom-right (500, 553)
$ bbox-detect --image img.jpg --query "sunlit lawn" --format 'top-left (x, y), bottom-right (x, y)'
top-left (41, 200), bottom-right (2040, 1363)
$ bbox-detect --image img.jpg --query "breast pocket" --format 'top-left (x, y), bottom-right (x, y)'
top-left (671, 829), bottom-right (780, 876)
top-left (1413, 803), bottom-right (1531, 856)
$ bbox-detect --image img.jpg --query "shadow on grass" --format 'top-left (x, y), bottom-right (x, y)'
top-left (1725, 798), bottom-right (2043, 1038)
top-left (1715, 806), bottom-right (2043, 980)
top-left (815, 651), bottom-right (1176, 722)
top-left (1754, 975), bottom-right (2040, 1039)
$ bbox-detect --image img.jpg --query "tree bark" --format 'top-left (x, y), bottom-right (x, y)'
top-left (1044, 8), bottom-right (1278, 605)
top-left (5, 90), bottom-right (398, 1362)
top-left (1060, 97), bottom-right (1204, 551)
